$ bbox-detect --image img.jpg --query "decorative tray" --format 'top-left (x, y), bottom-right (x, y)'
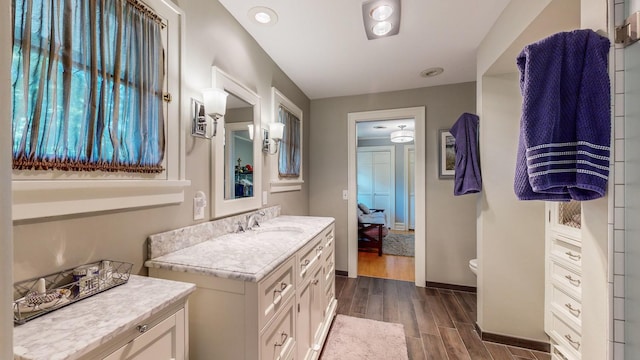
top-left (13, 260), bottom-right (133, 324)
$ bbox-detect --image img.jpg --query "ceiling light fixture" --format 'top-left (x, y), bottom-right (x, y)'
top-left (248, 7), bottom-right (278, 26)
top-left (420, 67), bottom-right (444, 78)
top-left (362, 0), bottom-right (401, 40)
top-left (390, 125), bottom-right (414, 143)
top-left (370, 5), bottom-right (393, 21)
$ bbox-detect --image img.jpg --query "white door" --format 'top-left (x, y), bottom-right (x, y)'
top-left (357, 146), bottom-right (395, 227)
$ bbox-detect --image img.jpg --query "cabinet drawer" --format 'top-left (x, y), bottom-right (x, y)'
top-left (549, 312), bottom-right (582, 358)
top-left (550, 235), bottom-right (582, 269)
top-left (324, 260), bottom-right (335, 286)
top-left (323, 226), bottom-right (335, 250)
top-left (552, 345), bottom-right (579, 360)
top-left (259, 257), bottom-right (296, 331)
top-left (260, 296), bottom-right (296, 360)
top-left (550, 284), bottom-right (582, 327)
top-left (551, 262), bottom-right (582, 298)
top-left (103, 309), bottom-right (182, 360)
top-left (297, 236), bottom-right (323, 284)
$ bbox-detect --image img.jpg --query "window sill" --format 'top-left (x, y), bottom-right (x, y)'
top-left (12, 179), bottom-right (191, 220)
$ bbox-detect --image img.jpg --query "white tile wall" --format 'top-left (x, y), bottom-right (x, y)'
top-left (612, 1), bottom-right (625, 358)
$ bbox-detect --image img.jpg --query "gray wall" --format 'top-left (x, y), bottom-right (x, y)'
top-left (12, 0), bottom-right (311, 282)
top-left (309, 83), bottom-right (479, 287)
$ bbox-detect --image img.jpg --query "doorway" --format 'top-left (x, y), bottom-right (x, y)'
top-left (347, 107), bottom-right (426, 287)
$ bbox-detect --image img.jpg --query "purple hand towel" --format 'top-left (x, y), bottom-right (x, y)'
top-left (514, 29), bottom-right (611, 201)
top-left (450, 113), bottom-right (482, 195)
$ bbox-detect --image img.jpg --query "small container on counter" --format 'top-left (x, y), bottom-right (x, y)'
top-left (73, 264), bottom-right (99, 296)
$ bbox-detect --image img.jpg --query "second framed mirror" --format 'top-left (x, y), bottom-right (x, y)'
top-left (211, 67), bottom-right (261, 218)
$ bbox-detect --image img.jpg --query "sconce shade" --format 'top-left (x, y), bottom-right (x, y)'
top-left (269, 122), bottom-right (285, 141)
top-left (247, 124), bottom-right (254, 140)
top-left (202, 88), bottom-right (228, 118)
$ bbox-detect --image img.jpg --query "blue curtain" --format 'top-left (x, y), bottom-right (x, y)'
top-left (278, 106), bottom-right (301, 177)
top-left (11, 0), bottom-right (165, 173)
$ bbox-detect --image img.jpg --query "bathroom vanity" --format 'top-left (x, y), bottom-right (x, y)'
top-left (146, 213), bottom-right (336, 360)
top-left (13, 275), bottom-right (195, 360)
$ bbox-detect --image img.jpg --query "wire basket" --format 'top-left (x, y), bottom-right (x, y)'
top-left (13, 260), bottom-right (133, 324)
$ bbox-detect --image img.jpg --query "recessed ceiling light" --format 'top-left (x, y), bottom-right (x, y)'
top-left (370, 5), bottom-right (393, 21)
top-left (248, 7), bottom-right (278, 26)
top-left (420, 67), bottom-right (444, 78)
top-left (372, 21), bottom-right (393, 36)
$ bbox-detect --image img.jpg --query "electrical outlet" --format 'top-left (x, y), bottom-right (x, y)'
top-left (263, 191), bottom-right (268, 205)
top-left (342, 190), bottom-right (348, 200)
top-left (193, 191), bottom-right (206, 220)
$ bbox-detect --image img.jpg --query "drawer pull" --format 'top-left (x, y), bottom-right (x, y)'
top-left (564, 275), bottom-right (581, 287)
top-left (317, 245), bottom-right (324, 253)
top-left (137, 324), bottom-right (149, 333)
top-left (274, 332), bottom-right (288, 347)
top-left (312, 279), bottom-right (319, 285)
top-left (302, 259), bottom-right (311, 267)
top-left (565, 303), bottom-right (581, 316)
top-left (273, 282), bottom-right (288, 305)
top-left (565, 251), bottom-right (582, 261)
top-left (564, 334), bottom-right (581, 349)
top-left (554, 348), bottom-right (569, 360)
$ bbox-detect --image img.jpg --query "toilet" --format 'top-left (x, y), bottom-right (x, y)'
top-left (469, 258), bottom-right (478, 275)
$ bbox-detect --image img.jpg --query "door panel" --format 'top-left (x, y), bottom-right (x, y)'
top-left (357, 147), bottom-right (394, 227)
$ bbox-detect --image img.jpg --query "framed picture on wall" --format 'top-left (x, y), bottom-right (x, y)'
top-left (438, 129), bottom-right (455, 179)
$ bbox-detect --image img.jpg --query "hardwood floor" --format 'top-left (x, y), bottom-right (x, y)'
top-left (334, 275), bottom-right (550, 360)
top-left (358, 229), bottom-right (415, 282)
top-left (358, 251), bottom-right (415, 282)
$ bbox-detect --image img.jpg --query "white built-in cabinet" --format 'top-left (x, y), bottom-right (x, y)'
top-left (149, 223), bottom-right (336, 360)
top-left (357, 147), bottom-right (394, 226)
top-left (545, 201), bottom-right (583, 360)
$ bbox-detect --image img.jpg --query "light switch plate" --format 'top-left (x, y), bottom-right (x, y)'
top-left (262, 191), bottom-right (268, 205)
top-left (342, 190), bottom-right (348, 200)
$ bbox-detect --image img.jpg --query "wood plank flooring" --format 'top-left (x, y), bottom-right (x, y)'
top-left (334, 275), bottom-right (550, 360)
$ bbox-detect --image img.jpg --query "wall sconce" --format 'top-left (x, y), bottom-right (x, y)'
top-left (192, 88), bottom-right (228, 139)
top-left (262, 122), bottom-right (285, 154)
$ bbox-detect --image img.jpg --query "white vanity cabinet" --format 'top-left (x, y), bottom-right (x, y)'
top-left (545, 201), bottom-right (583, 360)
top-left (296, 223), bottom-right (336, 360)
top-left (13, 275), bottom-right (195, 360)
top-left (147, 221), bottom-right (336, 360)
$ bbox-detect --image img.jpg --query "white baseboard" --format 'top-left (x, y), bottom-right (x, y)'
top-left (394, 222), bottom-right (406, 231)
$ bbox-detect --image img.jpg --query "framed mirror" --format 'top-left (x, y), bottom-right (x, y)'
top-left (270, 87), bottom-right (304, 192)
top-left (211, 67), bottom-right (261, 217)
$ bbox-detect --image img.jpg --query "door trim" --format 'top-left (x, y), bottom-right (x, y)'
top-left (357, 146), bottom-right (396, 230)
top-left (347, 107), bottom-right (426, 287)
top-left (404, 145), bottom-right (415, 231)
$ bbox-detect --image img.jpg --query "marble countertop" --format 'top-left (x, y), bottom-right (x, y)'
top-left (13, 275), bottom-right (195, 360)
top-left (145, 215), bottom-right (335, 282)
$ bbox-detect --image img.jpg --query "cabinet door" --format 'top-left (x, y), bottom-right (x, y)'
top-left (103, 308), bottom-right (185, 360)
top-left (297, 264), bottom-right (323, 360)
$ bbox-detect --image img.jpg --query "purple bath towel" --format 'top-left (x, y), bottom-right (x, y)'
top-left (450, 113), bottom-right (482, 195)
top-left (514, 29), bottom-right (611, 201)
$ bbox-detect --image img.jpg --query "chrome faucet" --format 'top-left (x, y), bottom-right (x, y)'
top-left (235, 221), bottom-right (245, 233)
top-left (246, 211), bottom-right (265, 230)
